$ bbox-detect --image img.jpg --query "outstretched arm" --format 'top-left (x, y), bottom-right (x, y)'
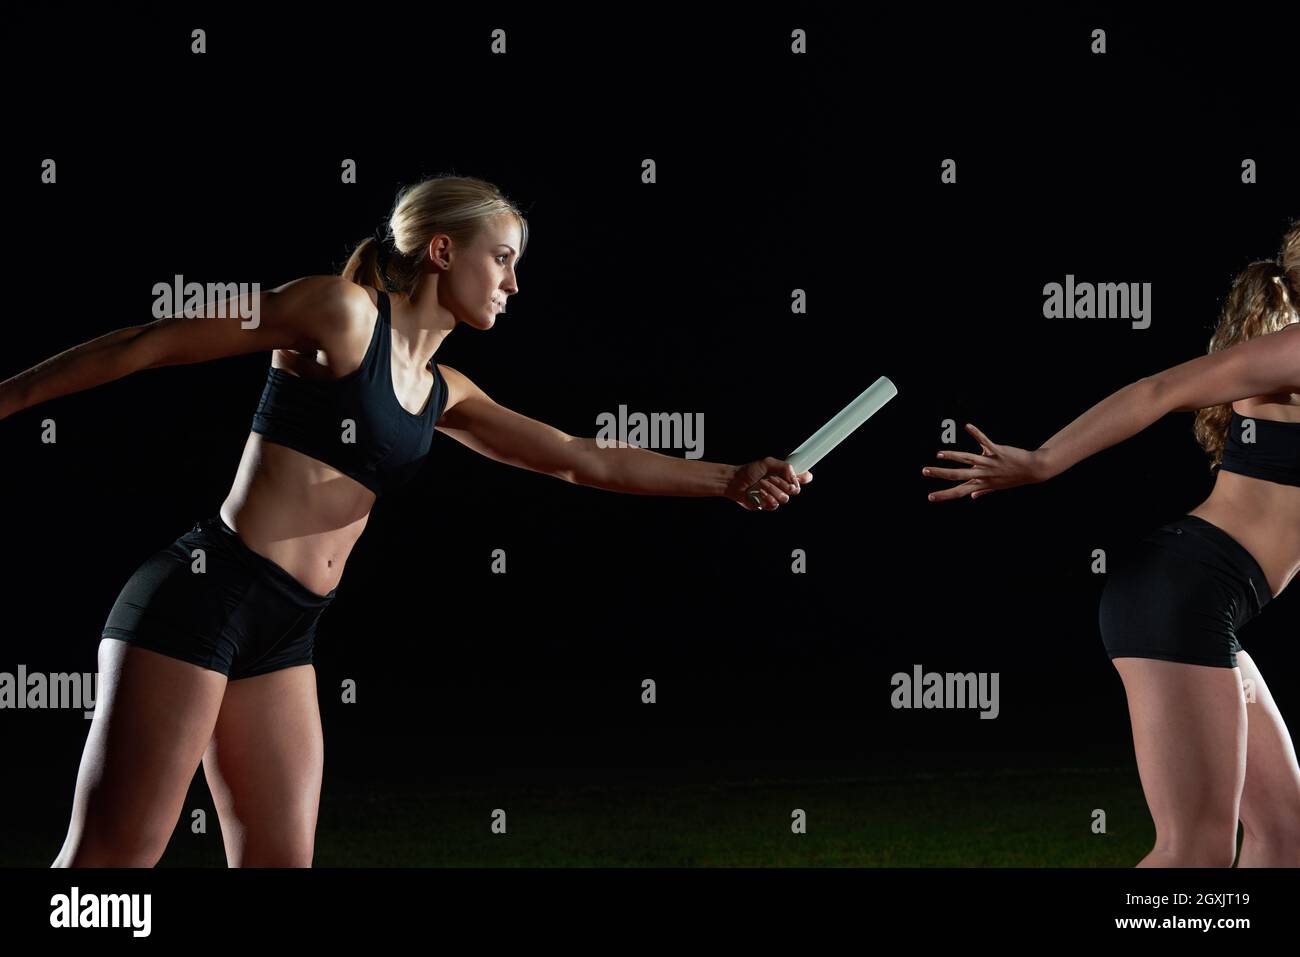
top-left (0, 275), bottom-right (356, 420)
top-left (0, 325), bottom-right (142, 419)
top-left (435, 364), bottom-right (732, 495)
top-left (925, 323), bottom-right (1300, 501)
top-left (435, 364), bottom-right (810, 508)
top-left (1039, 323), bottom-right (1300, 477)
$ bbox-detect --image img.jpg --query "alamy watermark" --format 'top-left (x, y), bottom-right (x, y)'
top-left (0, 665), bottom-right (97, 719)
top-left (1043, 274), bottom-right (1150, 329)
top-left (50, 887), bottom-right (151, 937)
top-left (595, 406), bottom-right (704, 459)
top-left (152, 274), bottom-right (261, 329)
top-left (891, 664), bottom-right (1000, 719)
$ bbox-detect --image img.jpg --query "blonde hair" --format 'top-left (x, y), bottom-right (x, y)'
top-left (1192, 219), bottom-right (1300, 469)
top-left (341, 175), bottom-right (528, 295)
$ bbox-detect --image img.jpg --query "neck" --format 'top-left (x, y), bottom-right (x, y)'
top-left (389, 272), bottom-right (456, 366)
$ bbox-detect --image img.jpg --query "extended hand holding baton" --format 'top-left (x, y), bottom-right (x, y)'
top-left (746, 375), bottom-right (899, 507)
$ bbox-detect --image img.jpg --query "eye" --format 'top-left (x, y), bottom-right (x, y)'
top-left (495, 254), bottom-right (509, 265)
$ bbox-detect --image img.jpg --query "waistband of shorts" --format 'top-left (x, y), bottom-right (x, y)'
top-left (1153, 515), bottom-right (1273, 613)
top-left (194, 514), bottom-right (338, 608)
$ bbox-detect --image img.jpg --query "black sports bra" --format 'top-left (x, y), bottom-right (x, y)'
top-left (250, 290), bottom-right (448, 495)
top-left (1215, 411), bottom-right (1300, 488)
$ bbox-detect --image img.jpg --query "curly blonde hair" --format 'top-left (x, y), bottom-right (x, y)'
top-left (1192, 219), bottom-right (1300, 469)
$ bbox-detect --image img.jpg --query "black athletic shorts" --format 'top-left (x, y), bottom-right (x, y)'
top-left (1098, 514), bottom-right (1273, 669)
top-left (101, 514), bottom-right (338, 680)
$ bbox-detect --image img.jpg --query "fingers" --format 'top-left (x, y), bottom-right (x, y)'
top-left (758, 477), bottom-right (792, 505)
top-left (932, 449), bottom-right (984, 466)
top-left (923, 428), bottom-right (998, 502)
top-left (965, 422), bottom-right (996, 454)
top-left (924, 445), bottom-right (991, 482)
top-left (767, 459), bottom-right (808, 488)
top-left (922, 465), bottom-right (986, 482)
top-left (743, 481), bottom-right (776, 510)
top-left (927, 478), bottom-right (983, 502)
top-left (743, 460), bottom-right (810, 512)
top-left (767, 457), bottom-right (797, 477)
top-left (745, 476), bottom-right (796, 511)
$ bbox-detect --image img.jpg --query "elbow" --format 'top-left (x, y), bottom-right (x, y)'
top-left (98, 326), bottom-right (152, 378)
top-left (120, 327), bottom-right (157, 373)
top-left (113, 323), bottom-right (172, 373)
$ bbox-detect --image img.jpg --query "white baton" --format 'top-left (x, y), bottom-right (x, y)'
top-left (746, 375), bottom-right (898, 507)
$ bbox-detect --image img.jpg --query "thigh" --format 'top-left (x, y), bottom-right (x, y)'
top-left (55, 638), bottom-right (228, 867)
top-left (201, 663), bottom-right (323, 867)
top-left (1235, 650), bottom-right (1300, 845)
top-left (1113, 657), bottom-right (1247, 847)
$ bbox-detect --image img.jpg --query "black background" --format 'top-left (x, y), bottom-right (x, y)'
top-left (2, 6), bottom-right (1297, 833)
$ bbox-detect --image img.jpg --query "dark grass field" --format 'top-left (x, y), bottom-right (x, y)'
top-left (7, 763), bottom-right (1164, 867)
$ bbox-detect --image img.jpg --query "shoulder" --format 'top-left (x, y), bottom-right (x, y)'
top-left (434, 363), bottom-right (494, 422)
top-left (330, 278), bottom-right (383, 331)
top-left (267, 274), bottom-right (368, 309)
top-left (262, 276), bottom-right (381, 366)
top-left (1258, 320), bottom-right (1300, 364)
top-left (1273, 320), bottom-right (1300, 374)
top-left (264, 276), bottom-right (374, 338)
top-left (1235, 321), bottom-right (1300, 412)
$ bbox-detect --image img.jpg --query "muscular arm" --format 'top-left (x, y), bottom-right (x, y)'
top-left (0, 276), bottom-right (357, 419)
top-left (436, 364), bottom-right (734, 496)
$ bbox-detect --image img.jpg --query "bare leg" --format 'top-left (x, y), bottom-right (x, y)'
top-left (52, 639), bottom-right (228, 867)
top-left (202, 664), bottom-right (324, 867)
top-left (1113, 657), bottom-right (1246, 868)
top-left (1234, 650), bottom-right (1300, 867)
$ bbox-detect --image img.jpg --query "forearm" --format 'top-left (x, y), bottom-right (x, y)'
top-left (1035, 377), bottom-right (1165, 478)
top-left (0, 327), bottom-right (143, 417)
top-left (572, 438), bottom-right (734, 497)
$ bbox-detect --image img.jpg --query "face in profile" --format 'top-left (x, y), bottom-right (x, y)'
top-left (440, 213), bottom-right (522, 330)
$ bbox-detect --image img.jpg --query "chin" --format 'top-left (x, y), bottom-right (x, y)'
top-left (457, 309), bottom-right (495, 331)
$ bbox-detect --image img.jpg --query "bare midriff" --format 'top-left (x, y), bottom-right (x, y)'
top-left (1185, 398), bottom-right (1300, 600)
top-left (214, 287), bottom-right (442, 599)
top-left (218, 432), bottom-right (377, 598)
top-left (1187, 474), bottom-right (1300, 600)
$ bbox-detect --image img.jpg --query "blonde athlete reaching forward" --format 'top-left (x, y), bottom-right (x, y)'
top-left (924, 221), bottom-right (1300, 867)
top-left (0, 175), bottom-right (813, 867)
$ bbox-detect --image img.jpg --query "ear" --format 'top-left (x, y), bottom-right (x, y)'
top-left (426, 234), bottom-right (452, 268)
